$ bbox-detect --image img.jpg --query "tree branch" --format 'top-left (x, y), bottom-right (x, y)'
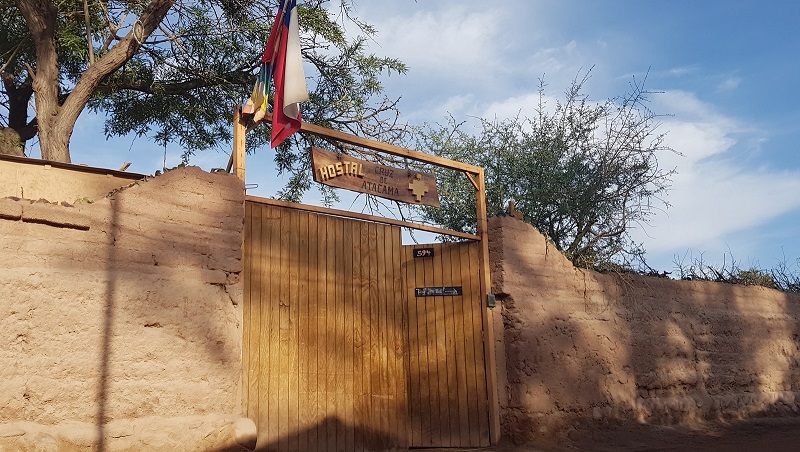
top-left (83, 0), bottom-right (95, 65)
top-left (59, 0), bottom-right (176, 130)
top-left (96, 70), bottom-right (252, 95)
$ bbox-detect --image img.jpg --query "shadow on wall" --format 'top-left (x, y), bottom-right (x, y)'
top-left (489, 215), bottom-right (800, 448)
top-left (96, 186), bottom-right (120, 451)
top-left (0, 167), bottom-right (246, 450)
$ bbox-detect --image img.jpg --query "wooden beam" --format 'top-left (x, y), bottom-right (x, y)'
top-left (249, 112), bottom-right (483, 174)
top-left (245, 195), bottom-right (480, 241)
top-left (233, 106), bottom-right (246, 181)
top-left (464, 171), bottom-right (479, 191)
top-left (226, 154), bottom-right (234, 173)
top-left (475, 167), bottom-right (501, 445)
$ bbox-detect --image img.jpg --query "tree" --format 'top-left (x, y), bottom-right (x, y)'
top-left (1, 0), bottom-right (407, 171)
top-left (417, 74), bottom-right (675, 269)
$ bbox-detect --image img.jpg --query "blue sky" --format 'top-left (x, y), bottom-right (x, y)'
top-left (64, 0), bottom-right (800, 273)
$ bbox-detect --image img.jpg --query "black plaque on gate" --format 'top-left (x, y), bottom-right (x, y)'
top-left (415, 286), bottom-right (463, 297)
top-left (413, 247), bottom-right (435, 258)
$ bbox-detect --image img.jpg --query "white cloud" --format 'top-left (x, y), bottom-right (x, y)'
top-left (659, 121), bottom-right (735, 163)
top-left (667, 65), bottom-right (698, 77)
top-left (407, 93), bottom-right (478, 125)
top-left (717, 76), bottom-right (742, 91)
top-left (633, 91), bottom-right (800, 255)
top-left (365, 5), bottom-right (502, 80)
top-left (482, 92), bottom-right (542, 121)
top-left (524, 41), bottom-right (585, 76)
top-left (655, 89), bottom-right (722, 119)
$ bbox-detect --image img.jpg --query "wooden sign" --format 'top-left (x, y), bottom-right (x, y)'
top-left (311, 147), bottom-right (440, 207)
top-left (415, 286), bottom-right (463, 297)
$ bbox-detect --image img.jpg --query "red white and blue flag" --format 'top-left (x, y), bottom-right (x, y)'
top-left (243, 0), bottom-right (308, 148)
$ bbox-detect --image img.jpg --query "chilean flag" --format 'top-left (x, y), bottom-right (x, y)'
top-left (246, 0), bottom-right (308, 148)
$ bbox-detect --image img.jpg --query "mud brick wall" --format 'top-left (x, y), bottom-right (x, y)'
top-left (0, 166), bottom-right (254, 450)
top-left (0, 154), bottom-right (144, 203)
top-left (489, 215), bottom-right (800, 445)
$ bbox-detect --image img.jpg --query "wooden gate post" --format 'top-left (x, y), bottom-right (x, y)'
top-left (475, 168), bottom-right (501, 445)
top-left (233, 106), bottom-right (246, 181)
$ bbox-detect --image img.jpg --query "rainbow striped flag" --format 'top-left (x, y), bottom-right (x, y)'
top-left (243, 0), bottom-right (308, 147)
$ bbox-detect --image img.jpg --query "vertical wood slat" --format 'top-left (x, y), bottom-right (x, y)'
top-left (316, 213), bottom-right (328, 452)
top-left (255, 204), bottom-right (267, 443)
top-left (256, 204), bottom-right (269, 445)
top-left (307, 212), bottom-right (319, 452)
top-left (334, 217), bottom-right (346, 452)
top-left (352, 221), bottom-right (364, 452)
top-left (376, 224), bottom-right (388, 448)
top-left (343, 218), bottom-right (355, 452)
top-left (424, 244), bottom-right (441, 446)
top-left (432, 242), bottom-right (446, 447)
top-left (367, 222), bottom-right (380, 448)
top-left (242, 202), bottom-right (252, 418)
top-left (469, 242), bottom-right (490, 445)
top-left (324, 217), bottom-right (336, 449)
top-left (461, 242), bottom-right (481, 447)
top-left (357, 222), bottom-right (367, 447)
top-left (278, 209), bottom-right (291, 452)
top-left (288, 210), bottom-right (300, 448)
top-left (435, 243), bottom-right (451, 447)
top-left (266, 205), bottom-right (280, 446)
top-left (452, 244), bottom-right (471, 446)
top-left (363, 221), bottom-right (373, 447)
top-left (392, 227), bottom-right (408, 448)
top-left (255, 203), bottom-right (266, 431)
top-left (416, 244), bottom-right (433, 446)
top-left (405, 246), bottom-right (422, 446)
top-left (443, 244), bottom-right (461, 445)
top-left (297, 211), bottom-right (310, 451)
top-left (398, 231), bottom-right (410, 450)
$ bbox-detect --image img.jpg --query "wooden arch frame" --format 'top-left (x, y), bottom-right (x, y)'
top-left (231, 108), bottom-right (501, 444)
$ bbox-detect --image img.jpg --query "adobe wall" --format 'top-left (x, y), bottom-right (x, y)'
top-left (0, 154), bottom-right (145, 203)
top-left (489, 215), bottom-right (800, 447)
top-left (0, 166), bottom-right (255, 451)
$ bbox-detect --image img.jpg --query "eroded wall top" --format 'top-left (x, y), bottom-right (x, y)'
top-left (0, 154), bottom-right (145, 203)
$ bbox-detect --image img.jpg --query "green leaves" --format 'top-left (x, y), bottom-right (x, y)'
top-left (418, 74), bottom-right (674, 269)
top-left (3, 0), bottom-right (408, 171)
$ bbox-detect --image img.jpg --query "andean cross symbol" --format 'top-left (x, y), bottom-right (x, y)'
top-left (408, 174), bottom-right (429, 202)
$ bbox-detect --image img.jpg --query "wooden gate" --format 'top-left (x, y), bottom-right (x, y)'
top-left (243, 201), bottom-right (408, 451)
top-left (243, 199), bottom-right (490, 451)
top-left (403, 242), bottom-right (489, 448)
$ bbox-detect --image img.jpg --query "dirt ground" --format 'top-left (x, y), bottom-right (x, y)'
top-left (432, 417), bottom-right (800, 451)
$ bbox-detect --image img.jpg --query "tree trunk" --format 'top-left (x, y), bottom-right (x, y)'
top-left (37, 114), bottom-right (73, 162)
top-left (14, 0), bottom-right (176, 163)
top-left (13, 0), bottom-right (61, 159)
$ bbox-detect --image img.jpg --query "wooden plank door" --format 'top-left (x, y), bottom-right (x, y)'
top-left (243, 201), bottom-right (408, 451)
top-left (403, 242), bottom-right (490, 448)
